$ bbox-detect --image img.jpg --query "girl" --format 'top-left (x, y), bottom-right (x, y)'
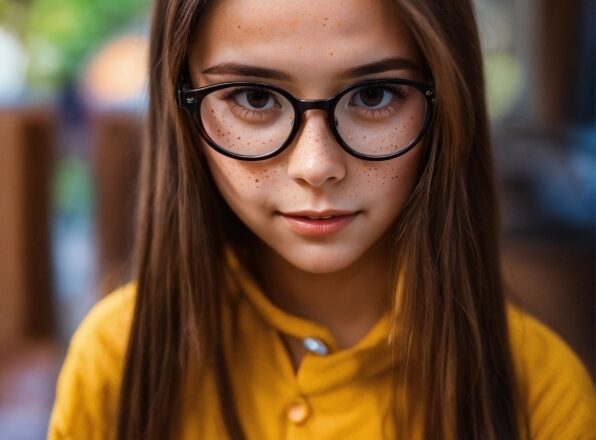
top-left (49, 0), bottom-right (594, 439)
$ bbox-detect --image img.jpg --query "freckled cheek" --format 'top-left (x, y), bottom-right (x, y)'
top-left (206, 155), bottom-right (283, 202)
top-left (382, 155), bottom-right (423, 204)
top-left (349, 153), bottom-right (421, 199)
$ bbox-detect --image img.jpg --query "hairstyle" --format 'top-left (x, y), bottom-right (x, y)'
top-left (116, 0), bottom-right (531, 439)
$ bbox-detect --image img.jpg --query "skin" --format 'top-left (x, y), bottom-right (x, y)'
top-left (189, 0), bottom-right (425, 367)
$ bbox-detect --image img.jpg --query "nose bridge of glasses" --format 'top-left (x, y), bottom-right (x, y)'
top-left (295, 98), bottom-right (335, 116)
top-left (292, 98), bottom-right (340, 149)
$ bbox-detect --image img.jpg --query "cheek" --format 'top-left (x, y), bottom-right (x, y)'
top-left (349, 148), bottom-right (422, 202)
top-left (204, 151), bottom-right (283, 204)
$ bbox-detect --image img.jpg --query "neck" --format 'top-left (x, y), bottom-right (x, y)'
top-left (251, 240), bottom-right (393, 349)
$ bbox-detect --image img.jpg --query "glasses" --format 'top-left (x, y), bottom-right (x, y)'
top-left (177, 78), bottom-right (435, 161)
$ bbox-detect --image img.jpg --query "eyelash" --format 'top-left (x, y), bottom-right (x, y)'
top-left (221, 89), bottom-right (281, 121)
top-left (348, 85), bottom-right (407, 120)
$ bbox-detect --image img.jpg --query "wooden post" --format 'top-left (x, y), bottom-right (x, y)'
top-left (91, 111), bottom-right (143, 296)
top-left (0, 107), bottom-right (55, 345)
top-left (516, 0), bottom-right (584, 126)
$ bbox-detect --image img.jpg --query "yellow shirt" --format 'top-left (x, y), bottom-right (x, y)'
top-left (48, 260), bottom-right (595, 439)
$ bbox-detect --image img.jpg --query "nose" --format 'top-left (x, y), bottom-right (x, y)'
top-left (286, 110), bottom-right (347, 188)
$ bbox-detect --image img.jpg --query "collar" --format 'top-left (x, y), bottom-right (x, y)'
top-left (225, 250), bottom-right (396, 384)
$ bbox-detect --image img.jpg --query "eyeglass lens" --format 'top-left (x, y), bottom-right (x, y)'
top-left (200, 87), bottom-right (295, 156)
top-left (198, 83), bottom-right (427, 157)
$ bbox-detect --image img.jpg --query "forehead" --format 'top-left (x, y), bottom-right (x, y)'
top-left (190, 0), bottom-right (420, 85)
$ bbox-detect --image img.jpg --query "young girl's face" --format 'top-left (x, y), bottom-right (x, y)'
top-left (189, 0), bottom-right (425, 274)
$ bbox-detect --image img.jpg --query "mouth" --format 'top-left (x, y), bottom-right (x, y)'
top-left (279, 210), bottom-right (359, 236)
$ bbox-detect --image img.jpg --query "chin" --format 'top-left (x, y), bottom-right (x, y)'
top-left (275, 245), bottom-right (365, 275)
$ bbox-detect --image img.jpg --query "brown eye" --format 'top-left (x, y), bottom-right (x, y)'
top-left (358, 87), bottom-right (384, 107)
top-left (221, 87), bottom-right (282, 111)
top-left (349, 86), bottom-right (396, 109)
top-left (245, 90), bottom-right (272, 108)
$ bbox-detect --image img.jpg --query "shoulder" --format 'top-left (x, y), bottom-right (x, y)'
top-left (70, 283), bottom-right (136, 356)
top-left (506, 303), bottom-right (595, 439)
top-left (48, 283), bottom-right (137, 440)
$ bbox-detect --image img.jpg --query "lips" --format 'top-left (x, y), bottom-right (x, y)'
top-left (280, 210), bottom-right (359, 236)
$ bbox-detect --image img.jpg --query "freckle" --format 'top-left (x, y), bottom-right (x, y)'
top-left (329, 51), bottom-right (334, 56)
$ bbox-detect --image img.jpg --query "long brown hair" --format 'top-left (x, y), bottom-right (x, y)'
top-left (117, 0), bottom-right (531, 439)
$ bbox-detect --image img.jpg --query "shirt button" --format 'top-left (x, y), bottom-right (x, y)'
top-left (303, 336), bottom-right (329, 356)
top-left (286, 397), bottom-right (311, 425)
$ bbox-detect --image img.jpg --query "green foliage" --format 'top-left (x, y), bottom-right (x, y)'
top-left (484, 52), bottom-right (523, 120)
top-left (53, 156), bottom-right (93, 219)
top-left (0, 0), bottom-right (151, 89)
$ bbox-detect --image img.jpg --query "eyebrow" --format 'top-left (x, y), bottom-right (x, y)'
top-left (201, 63), bottom-right (292, 80)
top-left (201, 56), bottom-right (421, 81)
top-left (340, 56), bottom-right (421, 78)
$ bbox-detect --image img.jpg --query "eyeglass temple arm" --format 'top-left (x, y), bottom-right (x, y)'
top-left (176, 60), bottom-right (193, 106)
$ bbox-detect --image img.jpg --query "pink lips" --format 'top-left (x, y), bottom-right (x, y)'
top-left (280, 211), bottom-right (358, 236)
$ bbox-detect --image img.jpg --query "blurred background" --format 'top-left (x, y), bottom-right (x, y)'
top-left (0, 0), bottom-right (593, 438)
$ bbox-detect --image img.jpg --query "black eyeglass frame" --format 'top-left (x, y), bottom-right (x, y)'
top-left (177, 78), bottom-right (435, 161)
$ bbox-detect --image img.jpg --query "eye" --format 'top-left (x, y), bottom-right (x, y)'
top-left (230, 88), bottom-right (280, 110)
top-left (349, 86), bottom-right (397, 109)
